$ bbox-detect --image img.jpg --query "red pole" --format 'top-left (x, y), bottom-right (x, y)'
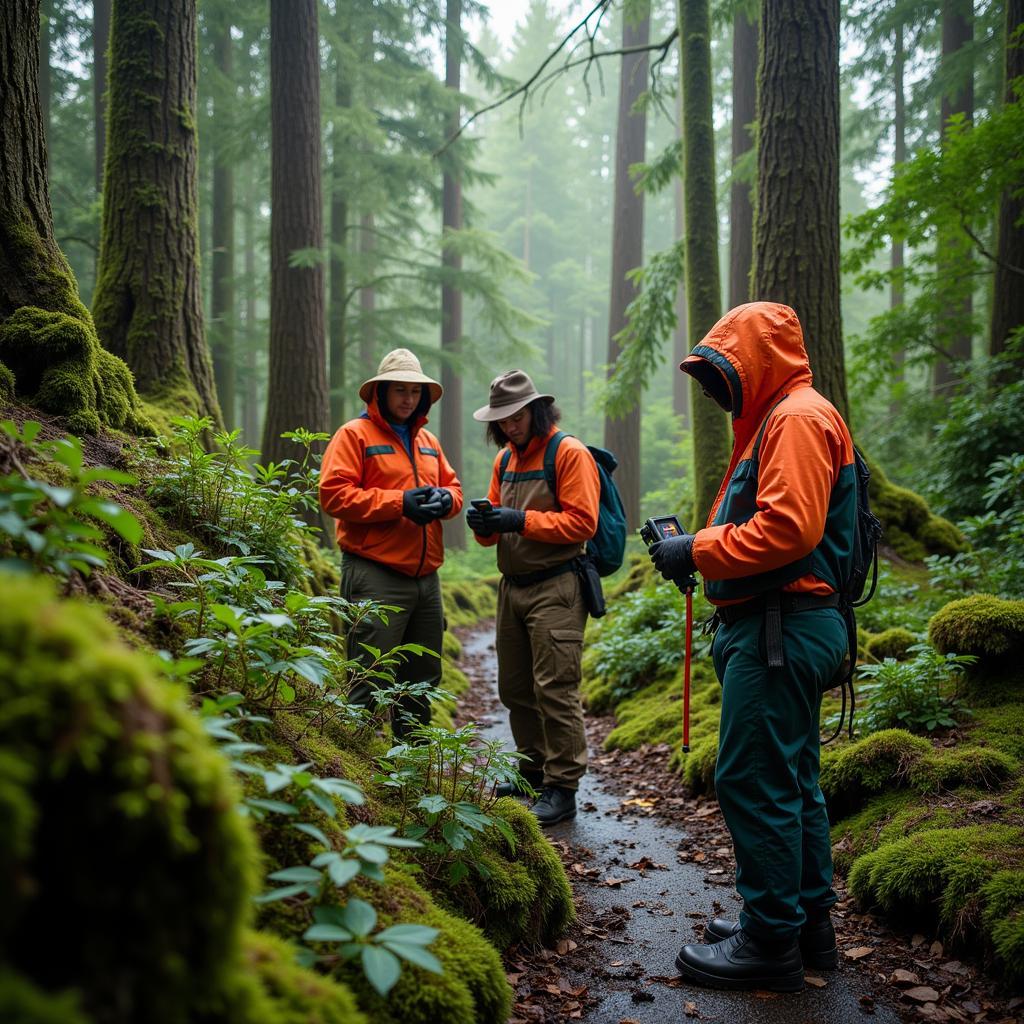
top-left (683, 586), bottom-right (693, 752)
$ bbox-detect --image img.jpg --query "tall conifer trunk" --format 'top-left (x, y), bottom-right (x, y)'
top-left (990, 0), bottom-right (1024, 365)
top-left (891, 20), bottom-right (906, 406)
top-left (677, 0), bottom-right (730, 526)
top-left (672, 120), bottom-right (689, 426)
top-left (39, 0), bottom-right (50, 170)
top-left (933, 0), bottom-right (974, 395)
top-left (92, 0), bottom-right (220, 422)
top-left (242, 165), bottom-right (260, 445)
top-left (754, 0), bottom-right (847, 420)
top-left (359, 213), bottom-right (376, 378)
top-left (441, 0), bottom-right (465, 548)
top-left (210, 13), bottom-right (236, 427)
top-left (93, 0), bottom-right (109, 196)
top-left (604, 0), bottom-right (650, 531)
top-left (328, 17), bottom-right (350, 428)
top-left (729, 6), bottom-right (757, 309)
top-left (262, 0), bottom-right (328, 464)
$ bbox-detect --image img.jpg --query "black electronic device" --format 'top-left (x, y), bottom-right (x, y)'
top-left (639, 514), bottom-right (684, 548)
top-left (470, 498), bottom-right (493, 513)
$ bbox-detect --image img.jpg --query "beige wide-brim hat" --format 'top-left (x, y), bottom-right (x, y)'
top-left (472, 369), bottom-right (554, 422)
top-left (358, 348), bottom-right (442, 404)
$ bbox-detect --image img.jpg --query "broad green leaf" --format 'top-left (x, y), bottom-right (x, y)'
top-left (341, 898), bottom-right (377, 938)
top-left (375, 924), bottom-right (439, 946)
top-left (268, 866), bottom-right (322, 883)
top-left (361, 945), bottom-right (401, 997)
top-left (381, 942), bottom-right (443, 975)
top-left (327, 858), bottom-right (361, 888)
top-left (246, 798), bottom-right (298, 815)
top-left (252, 883), bottom-right (311, 904)
top-left (293, 822), bottom-right (331, 847)
top-left (303, 923), bottom-right (353, 943)
top-left (355, 843), bottom-right (389, 865)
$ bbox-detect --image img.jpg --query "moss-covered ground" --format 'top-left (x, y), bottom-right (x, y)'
top-left (0, 415), bottom-right (568, 1024)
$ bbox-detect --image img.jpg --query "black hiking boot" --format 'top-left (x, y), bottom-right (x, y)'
top-left (496, 772), bottom-right (542, 798)
top-left (703, 913), bottom-right (838, 970)
top-left (676, 928), bottom-right (804, 992)
top-left (530, 786), bottom-right (576, 827)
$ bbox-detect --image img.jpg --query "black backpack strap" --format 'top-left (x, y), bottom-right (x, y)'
top-left (751, 396), bottom-right (790, 467)
top-left (498, 447), bottom-right (512, 482)
top-left (542, 431), bottom-right (568, 499)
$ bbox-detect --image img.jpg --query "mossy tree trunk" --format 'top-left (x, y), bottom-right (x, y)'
top-left (729, 3), bottom-right (757, 309)
top-left (93, 0), bottom-right (109, 197)
top-left (0, 0), bottom-right (148, 434)
top-left (328, 8), bottom-right (350, 429)
top-left (933, 0), bottom-right (974, 396)
top-left (241, 161), bottom-right (260, 446)
top-left (261, 0), bottom-right (329, 465)
top-left (677, 0), bottom-right (731, 527)
top-left (441, 0), bottom-right (466, 549)
top-left (672, 118), bottom-right (689, 427)
top-left (754, 0), bottom-right (848, 422)
top-left (990, 0), bottom-right (1024, 366)
top-left (92, 0), bottom-right (221, 424)
top-left (604, 0), bottom-right (650, 532)
top-left (210, 11), bottom-right (235, 428)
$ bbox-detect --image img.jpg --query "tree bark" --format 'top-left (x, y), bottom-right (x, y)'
top-left (93, 0), bottom-right (110, 196)
top-left (92, 0), bottom-right (220, 422)
top-left (754, 0), bottom-right (848, 421)
top-left (891, 19), bottom-right (905, 407)
top-left (261, 0), bottom-right (328, 464)
top-left (441, 0), bottom-right (465, 549)
top-left (39, 0), bottom-right (49, 171)
top-left (672, 120), bottom-right (689, 426)
top-left (359, 212), bottom-right (376, 378)
top-left (677, 0), bottom-right (731, 527)
top-left (933, 0), bottom-right (974, 395)
top-left (989, 0), bottom-right (1023, 363)
top-left (242, 164), bottom-right (260, 446)
top-left (728, 5), bottom-right (756, 309)
top-left (328, 16), bottom-right (350, 428)
top-left (210, 13), bottom-right (235, 427)
top-left (604, 0), bottom-right (650, 531)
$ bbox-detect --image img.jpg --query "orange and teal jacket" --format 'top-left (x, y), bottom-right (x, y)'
top-left (319, 396), bottom-right (463, 578)
top-left (474, 426), bottom-right (600, 577)
top-left (682, 302), bottom-right (856, 606)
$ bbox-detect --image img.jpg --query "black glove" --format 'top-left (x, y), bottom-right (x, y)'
top-left (432, 488), bottom-right (453, 516)
top-left (466, 507), bottom-right (494, 537)
top-left (481, 505), bottom-right (526, 534)
top-left (649, 532), bottom-right (697, 587)
top-left (402, 487), bottom-right (435, 525)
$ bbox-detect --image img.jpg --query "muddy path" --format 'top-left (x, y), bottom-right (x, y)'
top-left (453, 622), bottom-right (1013, 1024)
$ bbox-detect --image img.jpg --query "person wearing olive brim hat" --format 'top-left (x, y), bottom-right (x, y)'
top-left (467, 370), bottom-right (600, 827)
top-left (320, 348), bottom-right (463, 740)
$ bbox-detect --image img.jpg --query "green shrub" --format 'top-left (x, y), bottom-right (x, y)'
top-left (865, 627), bottom-right (918, 661)
top-left (0, 970), bottom-right (90, 1024)
top-left (929, 594), bottom-right (1024, 661)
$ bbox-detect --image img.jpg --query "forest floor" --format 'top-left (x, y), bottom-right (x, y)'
top-left (454, 623), bottom-right (1023, 1024)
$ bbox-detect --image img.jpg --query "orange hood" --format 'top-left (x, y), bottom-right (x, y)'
top-left (681, 301), bottom-right (814, 459)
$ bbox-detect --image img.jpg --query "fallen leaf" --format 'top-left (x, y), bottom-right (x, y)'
top-left (859, 994), bottom-right (876, 1014)
top-left (554, 939), bottom-right (577, 955)
top-left (684, 1001), bottom-right (699, 1018)
top-left (805, 975), bottom-right (827, 988)
top-left (618, 1019), bottom-right (641, 1024)
top-left (609, 960), bottom-right (625, 968)
top-left (890, 969), bottom-right (922, 986)
top-left (904, 986), bottom-right (941, 1004)
top-left (911, 933), bottom-right (926, 947)
top-left (602, 876), bottom-right (631, 887)
top-left (845, 946), bottom-right (876, 960)
top-left (929, 941), bottom-right (944, 958)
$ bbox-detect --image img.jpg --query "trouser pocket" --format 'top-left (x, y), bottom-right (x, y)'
top-left (549, 628), bottom-right (584, 682)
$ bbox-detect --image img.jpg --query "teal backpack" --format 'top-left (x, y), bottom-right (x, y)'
top-left (499, 431), bottom-right (627, 577)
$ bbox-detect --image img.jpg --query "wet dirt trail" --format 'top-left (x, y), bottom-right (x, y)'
top-left (454, 624), bottom-right (902, 1024)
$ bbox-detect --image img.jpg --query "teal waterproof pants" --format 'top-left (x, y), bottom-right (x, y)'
top-left (712, 606), bottom-right (847, 943)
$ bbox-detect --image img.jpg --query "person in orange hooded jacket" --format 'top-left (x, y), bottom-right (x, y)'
top-left (320, 349), bottom-right (462, 739)
top-left (650, 303), bottom-right (856, 991)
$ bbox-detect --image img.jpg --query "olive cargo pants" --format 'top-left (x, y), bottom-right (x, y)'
top-left (341, 553), bottom-right (443, 739)
top-left (712, 606), bottom-right (848, 942)
top-left (496, 569), bottom-right (588, 789)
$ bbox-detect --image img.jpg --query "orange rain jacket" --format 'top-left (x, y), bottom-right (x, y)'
top-left (474, 425), bottom-right (600, 577)
top-left (682, 302), bottom-right (856, 603)
top-left (319, 395), bottom-right (463, 578)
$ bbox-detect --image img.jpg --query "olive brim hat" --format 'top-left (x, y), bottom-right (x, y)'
top-left (358, 348), bottom-right (442, 403)
top-left (472, 369), bottom-right (554, 422)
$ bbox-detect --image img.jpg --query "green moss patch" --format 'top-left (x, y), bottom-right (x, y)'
top-left (929, 594), bottom-right (1024, 663)
top-left (0, 970), bottom-right (90, 1024)
top-left (442, 577), bottom-right (497, 628)
top-left (865, 627), bottom-right (917, 661)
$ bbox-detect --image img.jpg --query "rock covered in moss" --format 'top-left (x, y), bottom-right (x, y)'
top-left (865, 627), bottom-right (918, 662)
top-left (819, 729), bottom-right (932, 818)
top-left (908, 747), bottom-right (1019, 794)
top-left (0, 305), bottom-right (152, 436)
top-left (848, 824), bottom-right (1024, 984)
top-left (929, 594), bottom-right (1024, 662)
top-left (0, 360), bottom-right (13, 402)
top-left (0, 572), bottom-right (257, 1022)
top-left (864, 453), bottom-right (966, 560)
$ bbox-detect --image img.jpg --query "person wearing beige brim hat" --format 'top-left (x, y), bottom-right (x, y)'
top-left (466, 370), bottom-right (601, 827)
top-left (320, 348), bottom-right (463, 740)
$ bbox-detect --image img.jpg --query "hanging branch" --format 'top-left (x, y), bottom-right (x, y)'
top-left (433, 0), bottom-right (678, 155)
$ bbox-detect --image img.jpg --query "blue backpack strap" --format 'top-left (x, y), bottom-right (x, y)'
top-left (751, 396), bottom-right (790, 467)
top-left (498, 446), bottom-right (512, 482)
top-left (543, 431), bottom-right (569, 499)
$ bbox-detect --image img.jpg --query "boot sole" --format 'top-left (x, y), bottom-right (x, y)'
top-left (675, 953), bottom-right (804, 992)
top-left (702, 928), bottom-right (838, 971)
